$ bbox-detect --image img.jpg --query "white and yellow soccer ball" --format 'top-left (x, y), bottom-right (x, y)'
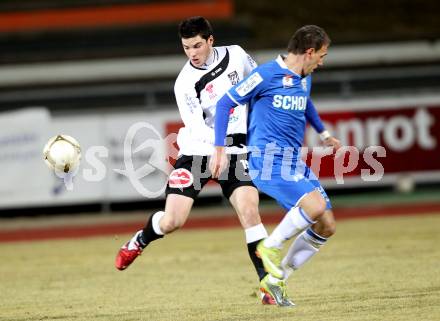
top-left (43, 134), bottom-right (81, 173)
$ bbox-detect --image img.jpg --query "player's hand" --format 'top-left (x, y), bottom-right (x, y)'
top-left (209, 146), bottom-right (228, 178)
top-left (323, 136), bottom-right (342, 152)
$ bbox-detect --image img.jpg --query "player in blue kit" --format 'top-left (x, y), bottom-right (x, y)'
top-left (210, 25), bottom-right (341, 306)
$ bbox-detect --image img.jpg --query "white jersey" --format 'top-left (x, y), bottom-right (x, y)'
top-left (174, 45), bottom-right (257, 156)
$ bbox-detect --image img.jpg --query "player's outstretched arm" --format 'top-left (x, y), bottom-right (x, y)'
top-left (322, 135), bottom-right (341, 151)
top-left (305, 99), bottom-right (341, 151)
top-left (305, 98), bottom-right (325, 134)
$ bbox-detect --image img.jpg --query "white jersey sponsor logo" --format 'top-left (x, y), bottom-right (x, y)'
top-left (235, 72), bottom-right (263, 97)
top-left (282, 75), bottom-right (294, 88)
top-left (205, 83), bottom-right (217, 100)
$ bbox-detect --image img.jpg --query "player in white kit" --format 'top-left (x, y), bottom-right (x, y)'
top-left (115, 16), bottom-right (274, 305)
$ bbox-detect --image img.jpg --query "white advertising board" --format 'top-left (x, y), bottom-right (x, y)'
top-left (0, 108), bottom-right (53, 208)
top-left (103, 111), bottom-right (178, 202)
top-left (1, 93), bottom-right (439, 210)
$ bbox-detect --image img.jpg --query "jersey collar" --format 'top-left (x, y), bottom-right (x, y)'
top-left (276, 55), bottom-right (301, 77)
top-left (204, 48), bottom-right (217, 66)
top-left (199, 48), bottom-right (218, 69)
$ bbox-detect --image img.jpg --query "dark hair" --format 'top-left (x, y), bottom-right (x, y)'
top-left (178, 16), bottom-right (213, 40)
top-left (287, 25), bottom-right (331, 54)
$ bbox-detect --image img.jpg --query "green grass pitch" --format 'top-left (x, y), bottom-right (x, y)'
top-left (0, 214), bottom-right (439, 321)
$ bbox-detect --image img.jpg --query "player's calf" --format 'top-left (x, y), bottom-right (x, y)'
top-left (311, 209), bottom-right (336, 238)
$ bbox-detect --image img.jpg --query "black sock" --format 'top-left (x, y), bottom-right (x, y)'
top-left (247, 240), bottom-right (267, 281)
top-left (138, 214), bottom-right (164, 248)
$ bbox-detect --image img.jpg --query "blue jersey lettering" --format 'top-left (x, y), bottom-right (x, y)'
top-left (272, 95), bottom-right (307, 110)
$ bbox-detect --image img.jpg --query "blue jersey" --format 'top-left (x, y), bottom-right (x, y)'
top-left (226, 55), bottom-right (312, 154)
top-left (214, 55), bottom-right (331, 210)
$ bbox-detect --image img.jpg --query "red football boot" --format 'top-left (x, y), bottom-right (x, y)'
top-left (115, 230), bottom-right (143, 270)
top-left (260, 290), bottom-right (277, 305)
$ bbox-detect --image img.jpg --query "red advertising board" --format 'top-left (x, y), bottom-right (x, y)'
top-left (305, 105), bottom-right (440, 185)
top-left (165, 101), bottom-right (440, 188)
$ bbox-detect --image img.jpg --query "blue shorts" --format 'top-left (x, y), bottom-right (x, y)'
top-left (249, 156), bottom-right (331, 210)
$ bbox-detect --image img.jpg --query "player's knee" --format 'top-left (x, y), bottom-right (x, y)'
top-left (302, 191), bottom-right (328, 220)
top-left (161, 219), bottom-right (182, 233)
top-left (310, 198), bottom-right (327, 219)
top-left (160, 214), bottom-right (185, 233)
top-left (239, 205), bottom-right (261, 227)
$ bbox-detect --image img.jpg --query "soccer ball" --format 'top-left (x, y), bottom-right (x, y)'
top-left (43, 134), bottom-right (81, 173)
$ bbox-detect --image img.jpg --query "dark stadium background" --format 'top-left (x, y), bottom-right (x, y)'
top-left (1, 3), bottom-right (439, 320)
top-left (0, 0), bottom-right (439, 215)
